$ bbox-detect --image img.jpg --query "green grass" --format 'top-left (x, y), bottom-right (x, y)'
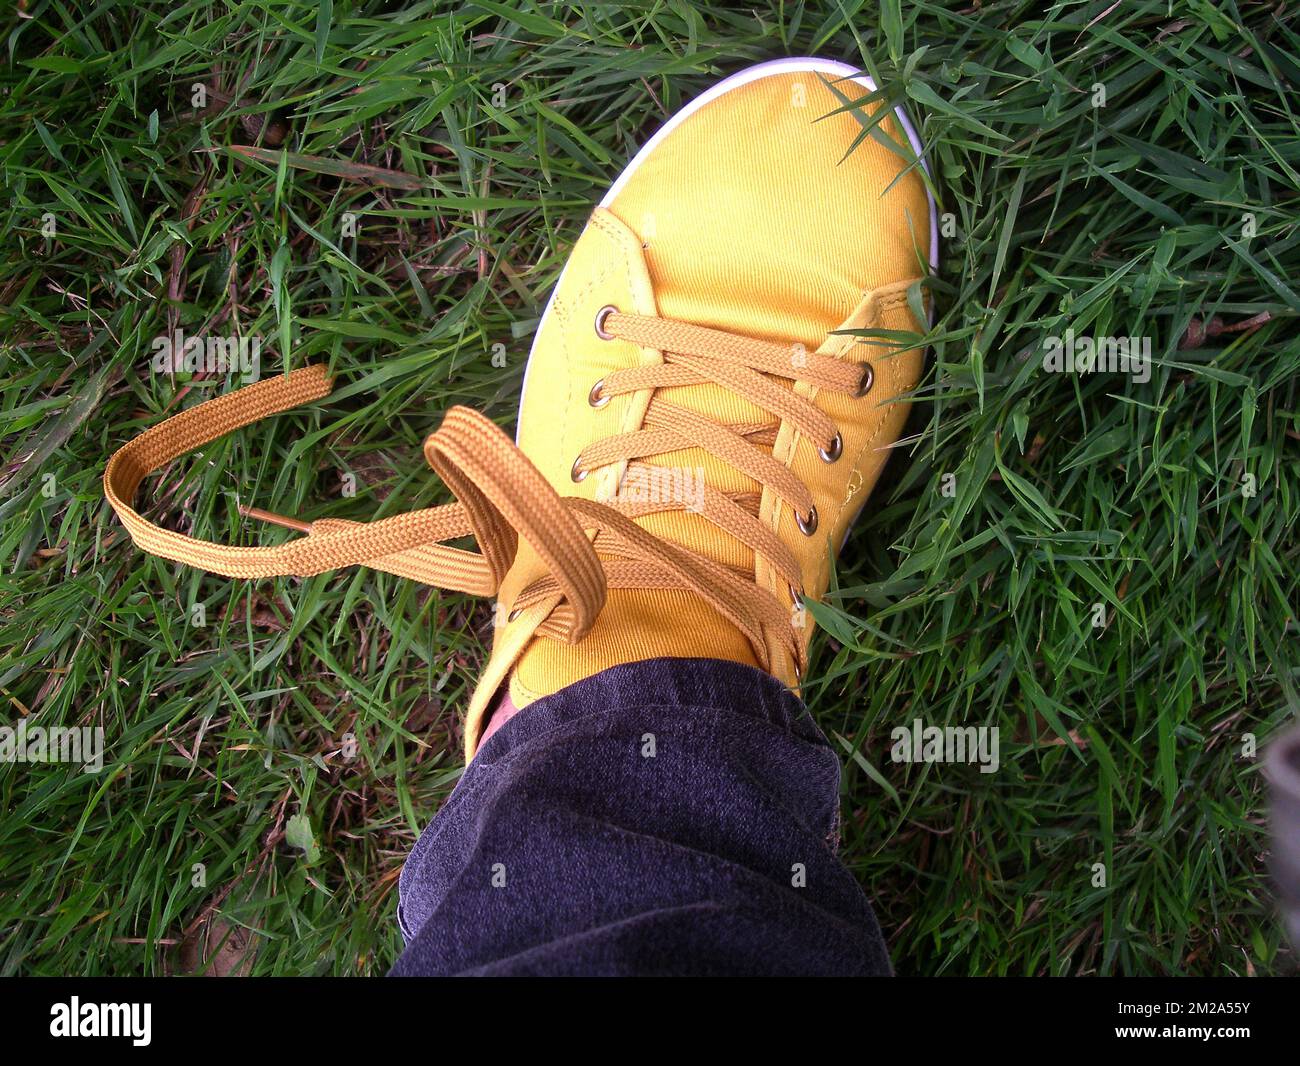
top-left (2, 0), bottom-right (1298, 976)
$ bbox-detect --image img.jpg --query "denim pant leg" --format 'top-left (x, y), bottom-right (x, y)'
top-left (390, 657), bottom-right (891, 976)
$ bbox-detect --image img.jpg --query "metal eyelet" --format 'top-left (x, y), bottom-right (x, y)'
top-left (854, 362), bottom-right (875, 397)
top-left (817, 431), bottom-right (842, 463)
top-left (796, 506), bottom-right (818, 537)
top-left (594, 305), bottom-right (618, 340)
top-left (588, 378), bottom-right (610, 408)
top-left (507, 607), bottom-right (523, 622)
top-left (571, 455), bottom-right (588, 483)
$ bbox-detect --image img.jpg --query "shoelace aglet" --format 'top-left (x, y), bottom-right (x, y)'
top-left (238, 503), bottom-right (313, 534)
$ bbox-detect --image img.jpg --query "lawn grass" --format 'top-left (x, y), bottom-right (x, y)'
top-left (1, 0), bottom-right (1298, 976)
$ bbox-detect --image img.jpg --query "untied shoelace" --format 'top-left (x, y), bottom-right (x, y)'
top-left (104, 310), bottom-right (876, 677)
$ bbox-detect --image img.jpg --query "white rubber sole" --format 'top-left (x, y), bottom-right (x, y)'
top-left (516, 56), bottom-right (940, 436)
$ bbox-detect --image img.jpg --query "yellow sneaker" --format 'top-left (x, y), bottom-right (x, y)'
top-left (104, 57), bottom-right (936, 764)
top-left (487, 57), bottom-right (936, 751)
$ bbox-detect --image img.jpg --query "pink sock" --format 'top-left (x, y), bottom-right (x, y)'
top-left (478, 687), bottom-right (522, 748)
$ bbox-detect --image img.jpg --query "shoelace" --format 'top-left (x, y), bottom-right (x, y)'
top-left (104, 311), bottom-right (873, 677)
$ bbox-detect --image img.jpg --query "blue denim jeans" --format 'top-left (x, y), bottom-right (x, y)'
top-left (391, 657), bottom-right (891, 975)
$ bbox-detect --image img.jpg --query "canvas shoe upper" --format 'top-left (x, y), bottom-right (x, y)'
top-left (476, 58), bottom-right (937, 754)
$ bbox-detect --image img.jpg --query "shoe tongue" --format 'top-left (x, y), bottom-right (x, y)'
top-left (608, 206), bottom-right (849, 576)
top-left (637, 236), bottom-right (847, 355)
top-left (506, 263), bottom-right (818, 710)
top-left (507, 226), bottom-right (822, 710)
